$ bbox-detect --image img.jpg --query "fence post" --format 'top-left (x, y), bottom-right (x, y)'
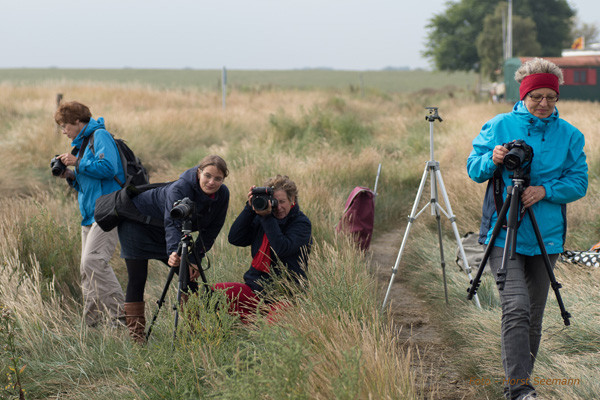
top-left (221, 67), bottom-right (227, 110)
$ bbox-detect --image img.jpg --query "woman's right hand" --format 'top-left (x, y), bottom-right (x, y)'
top-left (492, 145), bottom-right (509, 165)
top-left (168, 252), bottom-right (181, 267)
top-left (247, 185), bottom-right (256, 205)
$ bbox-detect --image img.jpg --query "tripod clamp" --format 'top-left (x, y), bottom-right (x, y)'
top-left (425, 107), bottom-right (443, 122)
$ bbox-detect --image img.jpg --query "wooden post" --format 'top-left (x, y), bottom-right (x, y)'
top-left (55, 93), bottom-right (63, 133)
top-left (221, 67), bottom-right (227, 110)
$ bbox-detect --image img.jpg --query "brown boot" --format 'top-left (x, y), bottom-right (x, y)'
top-left (124, 302), bottom-right (146, 344)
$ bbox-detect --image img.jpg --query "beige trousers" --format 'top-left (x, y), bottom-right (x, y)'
top-left (80, 223), bottom-right (125, 326)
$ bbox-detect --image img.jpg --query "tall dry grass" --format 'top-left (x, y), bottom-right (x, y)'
top-left (0, 80), bottom-right (598, 399)
top-left (0, 82), bottom-right (433, 399)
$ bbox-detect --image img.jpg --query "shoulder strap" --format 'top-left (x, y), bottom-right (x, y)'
top-left (74, 130), bottom-right (126, 187)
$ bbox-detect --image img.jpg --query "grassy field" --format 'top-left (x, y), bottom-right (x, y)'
top-left (0, 68), bottom-right (478, 93)
top-left (0, 71), bottom-right (598, 399)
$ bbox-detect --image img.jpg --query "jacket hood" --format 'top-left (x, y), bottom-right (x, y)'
top-left (178, 166), bottom-right (201, 192)
top-left (71, 117), bottom-right (106, 148)
top-left (513, 101), bottom-right (559, 128)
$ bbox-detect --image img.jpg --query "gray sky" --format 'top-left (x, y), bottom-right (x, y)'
top-left (1, 0), bottom-right (598, 70)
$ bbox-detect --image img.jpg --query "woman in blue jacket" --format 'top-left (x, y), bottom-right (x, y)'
top-left (467, 58), bottom-right (588, 400)
top-left (216, 174), bottom-right (312, 323)
top-left (119, 155), bottom-right (229, 343)
top-left (54, 101), bottom-right (126, 328)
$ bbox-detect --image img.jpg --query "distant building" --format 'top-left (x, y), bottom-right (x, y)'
top-left (504, 54), bottom-right (600, 102)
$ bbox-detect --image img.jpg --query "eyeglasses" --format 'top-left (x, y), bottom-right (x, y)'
top-left (201, 171), bottom-right (224, 183)
top-left (527, 93), bottom-right (559, 104)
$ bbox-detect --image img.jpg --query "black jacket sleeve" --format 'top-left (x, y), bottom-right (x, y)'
top-left (228, 203), bottom-right (257, 247)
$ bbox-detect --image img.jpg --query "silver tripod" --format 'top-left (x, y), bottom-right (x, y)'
top-left (382, 107), bottom-right (481, 310)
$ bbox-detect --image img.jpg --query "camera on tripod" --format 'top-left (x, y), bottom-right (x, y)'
top-left (50, 155), bottom-right (67, 176)
top-left (503, 140), bottom-right (533, 171)
top-left (171, 197), bottom-right (195, 219)
top-left (251, 186), bottom-right (278, 211)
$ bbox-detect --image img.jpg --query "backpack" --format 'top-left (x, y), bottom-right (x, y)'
top-left (76, 130), bottom-right (149, 187)
top-left (335, 186), bottom-right (375, 251)
top-left (94, 182), bottom-right (170, 232)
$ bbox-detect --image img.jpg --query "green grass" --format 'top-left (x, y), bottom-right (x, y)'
top-left (0, 68), bottom-right (477, 93)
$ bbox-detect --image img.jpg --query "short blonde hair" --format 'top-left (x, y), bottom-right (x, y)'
top-left (515, 58), bottom-right (564, 84)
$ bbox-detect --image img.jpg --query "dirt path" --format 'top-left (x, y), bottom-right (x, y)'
top-left (369, 229), bottom-right (479, 400)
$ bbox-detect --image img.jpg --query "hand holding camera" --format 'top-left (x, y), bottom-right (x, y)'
top-left (248, 186), bottom-right (278, 215)
top-left (50, 154), bottom-right (76, 180)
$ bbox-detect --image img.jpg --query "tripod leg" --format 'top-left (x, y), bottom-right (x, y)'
top-left (527, 208), bottom-right (571, 326)
top-left (467, 192), bottom-right (510, 300)
top-left (382, 164), bottom-right (430, 311)
top-left (496, 185), bottom-right (521, 291)
top-left (434, 169), bottom-right (482, 308)
top-left (174, 238), bottom-right (192, 343)
top-left (146, 267), bottom-right (176, 341)
top-left (435, 212), bottom-right (449, 304)
top-left (430, 169), bottom-right (449, 304)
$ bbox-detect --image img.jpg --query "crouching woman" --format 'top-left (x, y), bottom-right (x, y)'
top-left (214, 174), bottom-right (312, 322)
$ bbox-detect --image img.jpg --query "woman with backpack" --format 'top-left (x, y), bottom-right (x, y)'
top-left (54, 101), bottom-right (126, 328)
top-left (119, 155), bottom-right (229, 343)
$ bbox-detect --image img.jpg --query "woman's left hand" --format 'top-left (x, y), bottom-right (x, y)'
top-left (189, 263), bottom-right (200, 281)
top-left (521, 186), bottom-right (546, 208)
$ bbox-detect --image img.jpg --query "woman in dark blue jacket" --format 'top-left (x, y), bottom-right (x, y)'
top-left (215, 174), bottom-right (311, 322)
top-left (120, 155), bottom-right (229, 343)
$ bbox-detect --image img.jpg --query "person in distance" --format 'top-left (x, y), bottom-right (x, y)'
top-left (467, 58), bottom-right (588, 400)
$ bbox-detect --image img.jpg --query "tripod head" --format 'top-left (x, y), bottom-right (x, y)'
top-left (425, 107), bottom-right (443, 122)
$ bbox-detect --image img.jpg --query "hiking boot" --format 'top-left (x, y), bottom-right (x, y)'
top-left (124, 302), bottom-right (146, 344)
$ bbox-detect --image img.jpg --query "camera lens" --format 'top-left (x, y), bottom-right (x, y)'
top-left (252, 196), bottom-right (269, 211)
top-left (51, 157), bottom-right (66, 176)
top-left (504, 153), bottom-right (521, 170)
top-left (170, 200), bottom-right (194, 219)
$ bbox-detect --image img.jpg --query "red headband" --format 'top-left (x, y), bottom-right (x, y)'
top-left (519, 73), bottom-right (559, 100)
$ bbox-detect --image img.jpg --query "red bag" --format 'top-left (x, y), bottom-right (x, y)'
top-left (336, 186), bottom-right (375, 250)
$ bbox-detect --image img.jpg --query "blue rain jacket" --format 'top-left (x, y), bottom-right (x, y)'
top-left (70, 118), bottom-right (125, 226)
top-left (467, 101), bottom-right (588, 256)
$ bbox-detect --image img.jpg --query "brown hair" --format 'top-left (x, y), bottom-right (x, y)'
top-left (264, 174), bottom-right (298, 202)
top-left (199, 155), bottom-right (229, 178)
top-left (54, 101), bottom-right (92, 125)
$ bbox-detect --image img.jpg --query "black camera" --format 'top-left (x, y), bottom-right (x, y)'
top-left (503, 140), bottom-right (533, 171)
top-left (171, 197), bottom-right (195, 219)
top-left (50, 155), bottom-right (67, 176)
top-left (251, 187), bottom-right (278, 211)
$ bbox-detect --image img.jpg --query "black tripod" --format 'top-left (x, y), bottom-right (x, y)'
top-left (466, 168), bottom-right (571, 326)
top-left (145, 218), bottom-right (210, 342)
